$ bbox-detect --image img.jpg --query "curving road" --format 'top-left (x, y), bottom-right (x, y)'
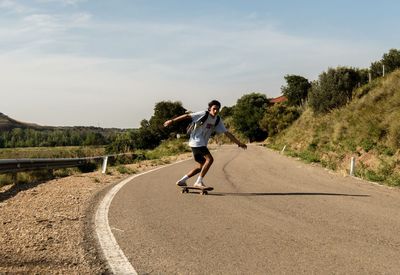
top-left (105, 145), bottom-right (400, 274)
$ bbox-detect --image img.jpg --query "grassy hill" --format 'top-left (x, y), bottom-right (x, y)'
top-left (0, 112), bottom-right (126, 133)
top-left (0, 112), bottom-right (47, 131)
top-left (267, 69), bottom-right (400, 186)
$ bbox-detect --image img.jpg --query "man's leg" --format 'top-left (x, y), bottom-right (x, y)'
top-left (199, 153), bottom-right (213, 178)
top-left (194, 148), bottom-right (213, 186)
top-left (176, 148), bottom-right (205, 186)
top-left (187, 164), bottom-right (203, 178)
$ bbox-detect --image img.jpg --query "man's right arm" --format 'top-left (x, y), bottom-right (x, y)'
top-left (163, 113), bottom-right (191, 127)
top-left (224, 131), bottom-right (247, 149)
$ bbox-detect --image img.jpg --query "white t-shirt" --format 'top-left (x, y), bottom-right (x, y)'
top-left (188, 111), bottom-right (227, 147)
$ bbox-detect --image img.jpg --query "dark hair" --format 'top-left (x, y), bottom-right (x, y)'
top-left (208, 100), bottom-right (221, 110)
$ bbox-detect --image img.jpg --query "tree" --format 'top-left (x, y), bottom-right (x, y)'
top-left (106, 131), bottom-right (135, 153)
top-left (131, 127), bottom-right (161, 150)
top-left (383, 49), bottom-right (400, 72)
top-left (219, 106), bottom-right (234, 118)
top-left (370, 60), bottom-right (383, 79)
top-left (308, 67), bottom-right (363, 114)
top-left (259, 103), bottom-right (300, 136)
top-left (0, 136), bottom-right (4, 148)
top-left (148, 101), bottom-right (187, 139)
top-left (10, 128), bottom-right (24, 147)
top-left (281, 75), bottom-right (311, 106)
top-left (232, 93), bottom-right (268, 142)
top-left (370, 48), bottom-right (400, 78)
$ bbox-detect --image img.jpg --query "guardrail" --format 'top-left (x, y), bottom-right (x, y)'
top-left (0, 153), bottom-right (137, 174)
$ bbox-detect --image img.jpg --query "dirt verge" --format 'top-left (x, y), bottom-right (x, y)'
top-left (0, 153), bottom-right (191, 274)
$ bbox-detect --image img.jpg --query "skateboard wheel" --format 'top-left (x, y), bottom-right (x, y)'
top-left (202, 191), bottom-right (208, 195)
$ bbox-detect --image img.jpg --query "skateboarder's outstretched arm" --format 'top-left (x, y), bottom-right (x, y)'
top-left (224, 131), bottom-right (247, 149)
top-left (163, 113), bottom-right (191, 127)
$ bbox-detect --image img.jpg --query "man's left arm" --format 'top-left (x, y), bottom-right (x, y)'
top-left (224, 131), bottom-right (247, 149)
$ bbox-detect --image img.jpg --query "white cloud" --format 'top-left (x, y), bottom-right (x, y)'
top-left (0, 8), bottom-right (385, 127)
top-left (0, 0), bottom-right (35, 13)
top-left (35, 0), bottom-right (87, 6)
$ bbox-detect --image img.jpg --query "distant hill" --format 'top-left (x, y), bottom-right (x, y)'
top-left (0, 112), bottom-right (130, 148)
top-left (267, 69), bottom-right (400, 186)
top-left (0, 112), bottom-right (126, 132)
top-left (0, 112), bottom-right (48, 131)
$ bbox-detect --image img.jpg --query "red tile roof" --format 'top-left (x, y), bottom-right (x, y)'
top-left (269, 95), bottom-right (288, 103)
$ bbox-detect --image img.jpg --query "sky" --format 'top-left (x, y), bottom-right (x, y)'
top-left (0, 0), bottom-right (399, 128)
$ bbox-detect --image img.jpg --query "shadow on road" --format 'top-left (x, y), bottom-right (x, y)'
top-left (208, 192), bottom-right (370, 197)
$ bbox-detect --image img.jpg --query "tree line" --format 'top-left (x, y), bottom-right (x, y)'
top-left (0, 128), bottom-right (111, 148)
top-left (284, 48), bottom-right (400, 114)
top-left (212, 48), bottom-right (400, 142)
top-left (2, 49), bottom-right (399, 151)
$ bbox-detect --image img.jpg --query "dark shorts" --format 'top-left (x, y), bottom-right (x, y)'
top-left (191, 146), bottom-right (211, 164)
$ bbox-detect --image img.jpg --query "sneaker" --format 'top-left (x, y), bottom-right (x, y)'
top-left (193, 181), bottom-right (206, 188)
top-left (176, 180), bottom-right (187, 187)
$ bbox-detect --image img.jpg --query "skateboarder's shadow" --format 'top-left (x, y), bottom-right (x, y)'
top-left (208, 192), bottom-right (369, 197)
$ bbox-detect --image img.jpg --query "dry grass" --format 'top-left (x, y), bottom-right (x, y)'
top-left (267, 69), bottom-right (400, 186)
top-left (0, 146), bottom-right (105, 159)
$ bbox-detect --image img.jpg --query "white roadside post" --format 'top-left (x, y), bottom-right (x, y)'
top-left (350, 157), bottom-right (356, 176)
top-left (102, 156), bottom-right (109, 174)
top-left (281, 145), bottom-right (287, 154)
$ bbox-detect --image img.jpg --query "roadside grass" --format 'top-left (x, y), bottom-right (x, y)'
top-left (0, 139), bottom-right (190, 187)
top-left (0, 146), bottom-right (105, 159)
top-left (142, 139), bottom-right (190, 160)
top-left (0, 168), bottom-right (81, 187)
top-left (266, 70), bottom-right (400, 187)
top-left (115, 165), bottom-right (138, 175)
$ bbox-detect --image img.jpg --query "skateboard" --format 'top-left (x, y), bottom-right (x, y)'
top-left (179, 186), bottom-right (214, 195)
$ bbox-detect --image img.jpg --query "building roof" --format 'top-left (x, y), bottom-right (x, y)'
top-left (269, 95), bottom-right (288, 104)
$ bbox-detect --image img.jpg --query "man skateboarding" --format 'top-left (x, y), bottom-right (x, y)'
top-left (163, 100), bottom-right (247, 188)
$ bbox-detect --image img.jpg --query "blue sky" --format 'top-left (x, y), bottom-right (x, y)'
top-left (0, 0), bottom-right (399, 128)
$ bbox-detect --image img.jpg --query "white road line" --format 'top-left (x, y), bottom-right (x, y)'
top-left (111, 227), bottom-right (125, 233)
top-left (95, 159), bottom-right (190, 274)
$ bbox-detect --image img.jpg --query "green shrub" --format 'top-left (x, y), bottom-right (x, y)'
top-left (145, 139), bottom-right (190, 159)
top-left (259, 103), bottom-right (300, 137)
top-left (388, 119), bottom-right (400, 149)
top-left (321, 159), bottom-right (337, 170)
top-left (387, 173), bottom-right (400, 187)
top-left (360, 139), bottom-right (375, 152)
top-left (0, 174), bottom-right (13, 187)
top-left (365, 170), bottom-right (385, 182)
top-left (298, 150), bottom-right (320, 163)
top-left (116, 165), bottom-right (137, 174)
top-left (309, 67), bottom-right (366, 114)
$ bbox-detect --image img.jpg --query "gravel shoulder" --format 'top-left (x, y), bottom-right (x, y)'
top-left (0, 153), bottom-right (191, 274)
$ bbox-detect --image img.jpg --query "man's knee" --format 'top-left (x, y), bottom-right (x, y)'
top-left (205, 155), bottom-right (214, 164)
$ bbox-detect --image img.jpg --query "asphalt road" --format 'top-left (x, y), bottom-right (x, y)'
top-left (107, 145), bottom-right (400, 274)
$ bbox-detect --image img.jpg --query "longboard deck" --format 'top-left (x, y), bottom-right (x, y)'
top-left (179, 186), bottom-right (214, 195)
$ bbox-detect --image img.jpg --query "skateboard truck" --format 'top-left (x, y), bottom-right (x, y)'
top-left (180, 186), bottom-right (214, 195)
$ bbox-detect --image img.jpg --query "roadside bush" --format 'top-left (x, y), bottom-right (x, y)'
top-left (144, 139), bottom-right (190, 160)
top-left (388, 119), bottom-right (400, 149)
top-left (232, 93), bottom-right (268, 142)
top-left (298, 150), bottom-right (320, 163)
top-left (309, 67), bottom-right (366, 114)
top-left (259, 103), bottom-right (300, 137)
top-left (116, 165), bottom-right (137, 174)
